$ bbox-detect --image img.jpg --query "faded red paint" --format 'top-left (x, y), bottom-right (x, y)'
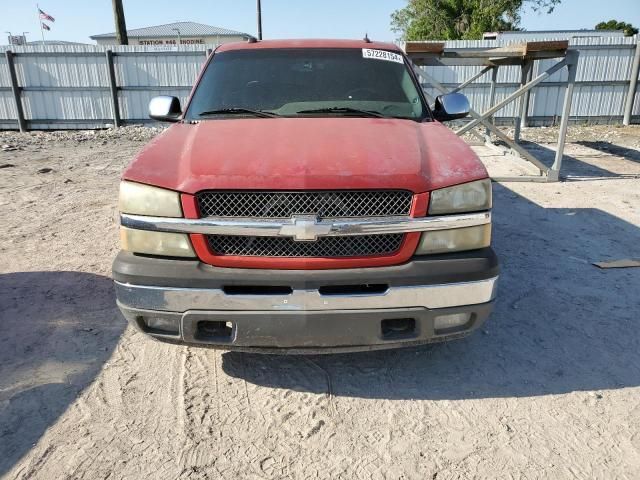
top-left (181, 192), bottom-right (429, 270)
top-left (123, 119), bottom-right (488, 194)
top-left (121, 39), bottom-right (489, 270)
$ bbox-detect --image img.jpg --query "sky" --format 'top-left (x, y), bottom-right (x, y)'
top-left (1, 0), bottom-right (639, 44)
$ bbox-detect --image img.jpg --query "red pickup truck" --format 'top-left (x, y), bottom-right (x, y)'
top-left (113, 39), bottom-right (499, 353)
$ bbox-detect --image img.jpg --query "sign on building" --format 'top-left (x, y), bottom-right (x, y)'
top-left (138, 38), bottom-right (206, 45)
top-left (7, 35), bottom-right (27, 46)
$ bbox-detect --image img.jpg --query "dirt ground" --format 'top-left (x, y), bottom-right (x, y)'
top-left (1, 125), bottom-right (639, 479)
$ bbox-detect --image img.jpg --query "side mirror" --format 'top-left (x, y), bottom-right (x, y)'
top-left (433, 93), bottom-right (470, 122)
top-left (149, 96), bottom-right (182, 122)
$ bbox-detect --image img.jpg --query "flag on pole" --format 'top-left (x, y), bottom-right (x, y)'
top-left (39, 8), bottom-right (55, 22)
top-left (41, 22), bottom-right (50, 31)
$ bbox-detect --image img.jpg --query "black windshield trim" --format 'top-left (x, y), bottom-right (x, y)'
top-left (295, 107), bottom-right (386, 118)
top-left (184, 47), bottom-right (433, 122)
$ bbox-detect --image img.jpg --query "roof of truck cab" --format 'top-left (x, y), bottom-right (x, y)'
top-left (216, 39), bottom-right (402, 52)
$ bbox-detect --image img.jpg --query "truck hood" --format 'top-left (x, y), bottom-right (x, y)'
top-left (123, 118), bottom-right (488, 193)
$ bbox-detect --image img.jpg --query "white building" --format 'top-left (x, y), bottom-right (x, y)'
top-left (483, 29), bottom-right (625, 41)
top-left (90, 21), bottom-right (251, 46)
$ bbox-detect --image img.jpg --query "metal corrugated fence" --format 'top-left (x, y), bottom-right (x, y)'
top-left (1, 37), bottom-right (639, 130)
top-left (419, 36), bottom-right (640, 125)
top-left (0, 44), bottom-right (209, 130)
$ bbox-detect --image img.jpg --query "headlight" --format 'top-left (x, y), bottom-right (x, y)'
top-left (416, 224), bottom-right (491, 255)
top-left (119, 181), bottom-right (182, 217)
top-left (120, 227), bottom-right (195, 257)
top-left (429, 179), bottom-right (492, 215)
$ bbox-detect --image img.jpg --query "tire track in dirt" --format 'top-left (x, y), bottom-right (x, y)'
top-left (9, 330), bottom-right (194, 479)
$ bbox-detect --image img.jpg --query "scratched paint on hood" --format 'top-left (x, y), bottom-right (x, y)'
top-left (123, 118), bottom-right (488, 193)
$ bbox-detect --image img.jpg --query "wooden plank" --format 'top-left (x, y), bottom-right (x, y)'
top-left (524, 40), bottom-right (569, 55)
top-left (593, 259), bottom-right (640, 269)
top-left (404, 42), bottom-right (445, 54)
top-left (406, 41), bottom-right (569, 65)
top-left (409, 57), bottom-right (498, 67)
top-left (444, 49), bottom-right (523, 58)
top-left (477, 44), bottom-right (527, 57)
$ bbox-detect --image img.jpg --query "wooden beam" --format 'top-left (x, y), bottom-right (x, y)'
top-left (404, 42), bottom-right (445, 54)
top-left (524, 40), bottom-right (569, 55)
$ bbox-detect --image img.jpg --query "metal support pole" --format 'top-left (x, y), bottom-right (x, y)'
top-left (450, 66), bottom-right (492, 94)
top-left (256, 0), bottom-right (263, 40)
top-left (623, 37), bottom-right (640, 126)
top-left (523, 60), bottom-right (534, 127)
top-left (514, 60), bottom-right (533, 142)
top-left (415, 66), bottom-right (548, 174)
top-left (5, 50), bottom-right (26, 132)
top-left (456, 57), bottom-right (569, 136)
top-left (417, 67), bottom-right (486, 144)
top-left (550, 51), bottom-right (579, 182)
top-left (112, 0), bottom-right (129, 45)
top-left (485, 66), bottom-right (498, 139)
top-left (36, 4), bottom-right (45, 45)
top-left (427, 64), bottom-right (491, 144)
top-left (105, 50), bottom-right (121, 127)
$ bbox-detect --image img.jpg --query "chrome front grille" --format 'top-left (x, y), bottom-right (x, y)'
top-left (197, 190), bottom-right (412, 259)
top-left (206, 234), bottom-right (404, 257)
top-left (196, 190), bottom-right (413, 219)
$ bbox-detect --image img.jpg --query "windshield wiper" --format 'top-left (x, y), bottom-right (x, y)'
top-left (295, 107), bottom-right (387, 118)
top-left (198, 108), bottom-right (280, 118)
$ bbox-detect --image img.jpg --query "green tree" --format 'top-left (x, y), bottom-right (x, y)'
top-left (391, 0), bottom-right (561, 41)
top-left (595, 20), bottom-right (638, 37)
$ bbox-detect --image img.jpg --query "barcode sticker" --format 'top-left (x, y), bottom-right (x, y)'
top-left (362, 48), bottom-right (404, 64)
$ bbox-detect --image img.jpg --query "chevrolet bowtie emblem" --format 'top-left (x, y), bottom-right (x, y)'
top-left (278, 215), bottom-right (332, 241)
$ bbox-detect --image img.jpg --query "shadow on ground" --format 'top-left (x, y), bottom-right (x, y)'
top-left (223, 182), bottom-right (640, 400)
top-left (518, 141), bottom-right (640, 179)
top-left (0, 271), bottom-right (125, 477)
top-left (576, 140), bottom-right (640, 164)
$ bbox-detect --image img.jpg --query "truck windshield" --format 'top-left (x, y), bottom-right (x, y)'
top-left (185, 48), bottom-right (428, 121)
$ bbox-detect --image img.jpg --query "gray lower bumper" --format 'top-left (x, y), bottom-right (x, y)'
top-left (114, 276), bottom-right (498, 353)
top-left (113, 249), bottom-right (499, 353)
top-left (118, 301), bottom-right (495, 354)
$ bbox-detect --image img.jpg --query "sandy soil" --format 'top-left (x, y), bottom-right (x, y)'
top-left (1, 125), bottom-right (639, 479)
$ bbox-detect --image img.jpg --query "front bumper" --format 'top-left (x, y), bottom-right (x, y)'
top-left (113, 248), bottom-right (499, 353)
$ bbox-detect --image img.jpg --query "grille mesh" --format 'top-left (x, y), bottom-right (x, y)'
top-left (206, 234), bottom-right (404, 257)
top-left (196, 190), bottom-right (413, 219)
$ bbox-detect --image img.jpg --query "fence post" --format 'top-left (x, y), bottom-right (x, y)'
top-left (105, 50), bottom-right (121, 127)
top-left (5, 50), bottom-right (27, 132)
top-left (623, 37), bottom-right (640, 126)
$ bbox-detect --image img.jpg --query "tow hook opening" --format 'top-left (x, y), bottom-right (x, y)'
top-left (319, 284), bottom-right (389, 295)
top-left (141, 316), bottom-right (180, 336)
top-left (197, 320), bottom-right (234, 341)
top-left (223, 285), bottom-right (293, 295)
top-left (381, 318), bottom-right (416, 340)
